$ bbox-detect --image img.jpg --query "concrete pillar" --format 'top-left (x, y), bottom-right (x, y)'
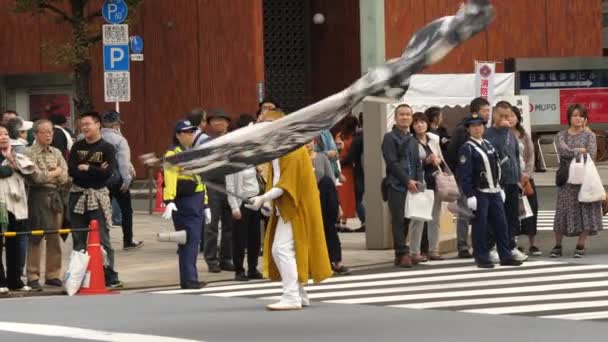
top-left (359, 0), bottom-right (385, 74)
top-left (362, 96), bottom-right (397, 249)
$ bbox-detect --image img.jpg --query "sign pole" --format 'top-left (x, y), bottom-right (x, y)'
top-left (115, 101), bottom-right (120, 113)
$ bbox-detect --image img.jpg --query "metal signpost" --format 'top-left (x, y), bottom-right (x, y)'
top-left (102, 0), bottom-right (130, 112)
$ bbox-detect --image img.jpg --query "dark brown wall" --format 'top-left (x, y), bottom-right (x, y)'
top-left (385, 0), bottom-right (603, 73)
top-left (0, 0), bottom-right (264, 176)
top-left (309, 0), bottom-right (361, 102)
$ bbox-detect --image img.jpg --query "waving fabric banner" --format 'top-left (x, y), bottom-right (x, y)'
top-left (148, 0), bottom-right (495, 179)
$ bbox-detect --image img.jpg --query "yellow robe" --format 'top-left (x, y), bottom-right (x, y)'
top-left (262, 147), bottom-right (333, 284)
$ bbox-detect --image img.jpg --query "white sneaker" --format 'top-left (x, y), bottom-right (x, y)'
top-left (511, 248), bottom-right (529, 262)
top-left (299, 286), bottom-right (310, 307)
top-left (0, 287), bottom-right (9, 294)
top-left (15, 286), bottom-right (32, 292)
top-left (489, 249), bottom-right (500, 263)
top-left (266, 301), bottom-right (302, 311)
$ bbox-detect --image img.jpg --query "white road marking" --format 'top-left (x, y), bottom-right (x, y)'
top-left (325, 271), bottom-right (608, 304)
top-left (395, 290), bottom-right (608, 309)
top-left (540, 311), bottom-right (608, 320)
top-left (463, 300), bottom-right (608, 315)
top-left (0, 322), bottom-right (204, 342)
top-left (209, 264), bottom-right (607, 298)
top-left (153, 258), bottom-right (530, 295)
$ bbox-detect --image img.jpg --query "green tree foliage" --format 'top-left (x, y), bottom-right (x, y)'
top-left (14, 0), bottom-right (143, 113)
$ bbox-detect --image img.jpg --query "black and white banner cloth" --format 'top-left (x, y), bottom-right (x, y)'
top-left (159, 0), bottom-right (494, 179)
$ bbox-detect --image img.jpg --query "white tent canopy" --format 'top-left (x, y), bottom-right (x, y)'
top-left (400, 73), bottom-right (515, 111)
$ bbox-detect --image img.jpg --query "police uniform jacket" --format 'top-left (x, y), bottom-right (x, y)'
top-left (163, 145), bottom-right (208, 205)
top-left (456, 137), bottom-right (502, 198)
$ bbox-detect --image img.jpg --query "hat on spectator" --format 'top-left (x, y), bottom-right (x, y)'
top-left (102, 110), bottom-right (123, 124)
top-left (20, 120), bottom-right (34, 131)
top-left (206, 109), bottom-right (231, 123)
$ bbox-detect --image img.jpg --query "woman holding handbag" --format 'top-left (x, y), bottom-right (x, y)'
top-left (407, 113), bottom-right (445, 262)
top-left (509, 107), bottom-right (541, 256)
top-left (551, 104), bottom-right (602, 258)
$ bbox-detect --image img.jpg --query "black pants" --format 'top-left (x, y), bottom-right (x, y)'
top-left (232, 205), bottom-right (261, 273)
top-left (488, 184), bottom-right (520, 250)
top-left (0, 213), bottom-right (26, 289)
top-left (204, 188), bottom-right (233, 266)
top-left (319, 176), bottom-right (342, 263)
top-left (387, 187), bottom-right (410, 257)
top-left (109, 184), bottom-right (134, 245)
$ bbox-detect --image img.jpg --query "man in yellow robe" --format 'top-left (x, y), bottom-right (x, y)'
top-left (246, 110), bottom-right (333, 310)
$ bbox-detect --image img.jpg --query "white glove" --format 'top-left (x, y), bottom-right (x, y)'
top-left (500, 190), bottom-right (506, 202)
top-left (204, 208), bottom-right (212, 224)
top-left (162, 202), bottom-right (177, 220)
top-left (260, 201), bottom-right (272, 217)
top-left (245, 196), bottom-right (264, 211)
top-left (467, 197), bottom-right (477, 211)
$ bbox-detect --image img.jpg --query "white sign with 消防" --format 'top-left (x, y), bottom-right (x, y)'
top-left (474, 61), bottom-right (496, 103)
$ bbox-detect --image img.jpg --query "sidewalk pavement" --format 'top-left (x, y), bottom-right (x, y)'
top-left (10, 210), bottom-right (608, 299)
top-left (52, 212), bottom-right (395, 290)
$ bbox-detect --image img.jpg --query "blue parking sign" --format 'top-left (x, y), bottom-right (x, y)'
top-left (103, 45), bottom-right (130, 72)
top-left (102, 0), bottom-right (128, 24)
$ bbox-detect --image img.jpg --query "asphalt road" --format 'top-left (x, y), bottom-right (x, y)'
top-left (2, 259), bottom-right (608, 342)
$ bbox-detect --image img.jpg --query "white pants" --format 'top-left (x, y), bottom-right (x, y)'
top-left (409, 195), bottom-right (442, 255)
top-left (272, 216), bottom-right (307, 305)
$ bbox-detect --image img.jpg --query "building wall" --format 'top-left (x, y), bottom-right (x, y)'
top-left (0, 0), bottom-right (264, 175)
top-left (309, 0), bottom-right (361, 102)
top-left (385, 0), bottom-right (603, 73)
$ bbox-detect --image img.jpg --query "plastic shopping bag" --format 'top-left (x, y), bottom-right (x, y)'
top-left (405, 189), bottom-right (435, 221)
top-left (519, 196), bottom-right (534, 220)
top-left (578, 155), bottom-right (606, 203)
top-left (567, 156), bottom-right (585, 185)
top-left (63, 250), bottom-right (90, 296)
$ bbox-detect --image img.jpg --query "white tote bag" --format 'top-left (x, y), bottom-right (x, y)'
top-left (405, 189), bottom-right (435, 221)
top-left (567, 156), bottom-right (585, 185)
top-left (578, 155), bottom-right (606, 203)
top-left (63, 250), bottom-right (90, 296)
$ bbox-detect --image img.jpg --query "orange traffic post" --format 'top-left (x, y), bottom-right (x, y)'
top-left (78, 220), bottom-right (116, 295)
top-left (154, 170), bottom-right (165, 213)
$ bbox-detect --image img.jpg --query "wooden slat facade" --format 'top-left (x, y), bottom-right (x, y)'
top-left (1, 1), bottom-right (264, 175)
top-left (0, 0), bottom-right (603, 176)
top-left (385, 0), bottom-right (603, 73)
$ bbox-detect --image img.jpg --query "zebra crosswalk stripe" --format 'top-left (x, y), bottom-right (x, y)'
top-left (152, 261), bottom-right (608, 321)
top-left (536, 210), bottom-right (608, 230)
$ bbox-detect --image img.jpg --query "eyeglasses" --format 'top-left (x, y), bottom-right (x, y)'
top-left (179, 129), bottom-right (196, 134)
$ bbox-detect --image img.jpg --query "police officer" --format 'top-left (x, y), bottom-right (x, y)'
top-left (162, 120), bottom-right (212, 289)
top-left (456, 114), bottom-right (523, 269)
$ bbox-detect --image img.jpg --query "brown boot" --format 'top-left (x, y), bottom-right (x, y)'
top-left (396, 255), bottom-right (413, 268)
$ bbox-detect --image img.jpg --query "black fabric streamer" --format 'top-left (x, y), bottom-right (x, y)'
top-left (161, 1), bottom-right (495, 180)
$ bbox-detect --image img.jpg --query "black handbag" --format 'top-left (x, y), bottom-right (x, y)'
top-left (555, 158), bottom-right (569, 187)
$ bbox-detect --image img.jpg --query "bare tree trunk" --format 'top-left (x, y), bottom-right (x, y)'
top-left (71, 0), bottom-right (93, 115)
top-left (73, 60), bottom-right (93, 114)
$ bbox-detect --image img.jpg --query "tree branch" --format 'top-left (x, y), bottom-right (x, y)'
top-left (86, 9), bottom-right (101, 20)
top-left (39, 3), bottom-right (75, 23)
top-left (88, 34), bottom-right (102, 44)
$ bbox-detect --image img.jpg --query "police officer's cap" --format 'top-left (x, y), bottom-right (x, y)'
top-left (102, 110), bottom-right (123, 124)
top-left (174, 120), bottom-right (196, 133)
top-left (206, 108), bottom-right (231, 123)
top-left (464, 113), bottom-right (486, 127)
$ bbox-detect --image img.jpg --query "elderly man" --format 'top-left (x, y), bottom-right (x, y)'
top-left (101, 111), bottom-right (143, 250)
top-left (24, 119), bottom-right (68, 290)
